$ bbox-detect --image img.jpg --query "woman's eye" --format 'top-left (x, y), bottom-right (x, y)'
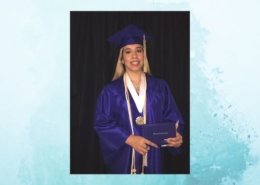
top-left (137, 49), bottom-right (143, 53)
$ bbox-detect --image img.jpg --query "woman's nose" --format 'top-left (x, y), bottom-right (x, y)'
top-left (132, 52), bottom-right (137, 58)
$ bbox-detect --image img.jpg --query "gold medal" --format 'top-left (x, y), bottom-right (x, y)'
top-left (135, 116), bottom-right (144, 125)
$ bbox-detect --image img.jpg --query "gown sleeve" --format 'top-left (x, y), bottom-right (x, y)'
top-left (93, 85), bottom-right (131, 164)
top-left (161, 80), bottom-right (185, 155)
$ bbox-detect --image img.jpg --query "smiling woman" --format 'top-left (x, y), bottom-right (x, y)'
top-left (118, 44), bottom-right (145, 96)
top-left (94, 24), bottom-right (185, 174)
top-left (122, 44), bottom-right (144, 73)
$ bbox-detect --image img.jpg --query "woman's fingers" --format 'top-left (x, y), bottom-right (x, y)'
top-left (138, 139), bottom-right (157, 155)
top-left (144, 138), bottom-right (158, 148)
top-left (125, 135), bottom-right (158, 155)
top-left (164, 132), bottom-right (183, 147)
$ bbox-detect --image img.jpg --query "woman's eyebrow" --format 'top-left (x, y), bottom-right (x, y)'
top-left (124, 47), bottom-right (143, 50)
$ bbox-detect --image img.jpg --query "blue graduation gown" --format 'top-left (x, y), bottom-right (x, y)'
top-left (94, 74), bottom-right (184, 174)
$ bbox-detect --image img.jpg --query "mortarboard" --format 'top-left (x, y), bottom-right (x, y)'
top-left (107, 24), bottom-right (151, 48)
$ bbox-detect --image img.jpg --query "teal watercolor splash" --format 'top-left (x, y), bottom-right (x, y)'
top-left (188, 16), bottom-right (251, 185)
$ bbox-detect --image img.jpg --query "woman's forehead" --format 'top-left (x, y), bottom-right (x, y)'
top-left (123, 44), bottom-right (143, 49)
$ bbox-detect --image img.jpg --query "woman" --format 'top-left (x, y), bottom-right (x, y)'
top-left (94, 24), bottom-right (184, 174)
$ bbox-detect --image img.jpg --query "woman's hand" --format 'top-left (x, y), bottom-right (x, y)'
top-left (164, 121), bottom-right (183, 148)
top-left (125, 135), bottom-right (158, 155)
top-left (164, 132), bottom-right (183, 147)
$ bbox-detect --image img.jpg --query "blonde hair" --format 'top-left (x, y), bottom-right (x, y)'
top-left (112, 38), bottom-right (151, 81)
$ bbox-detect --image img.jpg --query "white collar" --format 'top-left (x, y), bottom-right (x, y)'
top-left (125, 72), bottom-right (146, 113)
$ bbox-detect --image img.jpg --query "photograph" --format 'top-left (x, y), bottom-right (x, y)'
top-left (70, 11), bottom-right (190, 174)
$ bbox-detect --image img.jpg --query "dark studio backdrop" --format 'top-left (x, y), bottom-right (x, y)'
top-left (70, 11), bottom-right (190, 174)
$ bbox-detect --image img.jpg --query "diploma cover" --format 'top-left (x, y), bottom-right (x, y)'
top-left (142, 122), bottom-right (176, 147)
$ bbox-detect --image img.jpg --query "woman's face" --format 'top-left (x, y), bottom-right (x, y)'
top-left (122, 44), bottom-right (144, 73)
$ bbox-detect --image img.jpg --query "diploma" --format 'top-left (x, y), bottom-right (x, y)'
top-left (142, 121), bottom-right (177, 147)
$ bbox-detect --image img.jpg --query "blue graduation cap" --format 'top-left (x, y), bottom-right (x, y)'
top-left (107, 24), bottom-right (151, 48)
